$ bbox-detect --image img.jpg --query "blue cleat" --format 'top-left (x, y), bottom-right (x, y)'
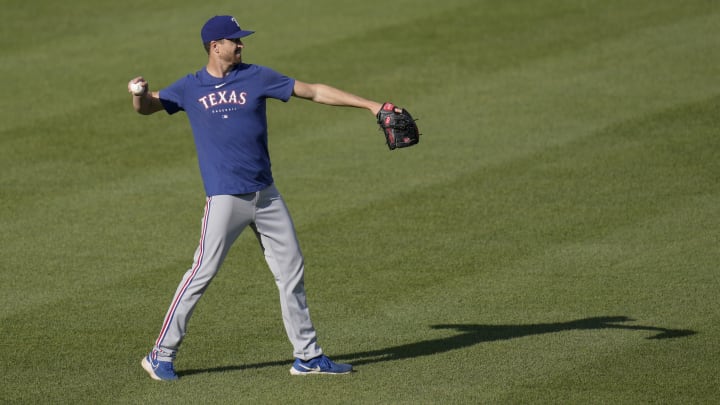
top-left (290, 355), bottom-right (352, 375)
top-left (141, 353), bottom-right (179, 381)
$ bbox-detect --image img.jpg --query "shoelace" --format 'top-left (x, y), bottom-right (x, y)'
top-left (315, 356), bottom-right (333, 370)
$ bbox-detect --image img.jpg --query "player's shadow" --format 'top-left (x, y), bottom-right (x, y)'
top-left (334, 316), bottom-right (695, 366)
top-left (178, 316), bottom-right (695, 376)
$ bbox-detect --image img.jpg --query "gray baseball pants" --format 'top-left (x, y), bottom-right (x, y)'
top-left (151, 184), bottom-right (323, 362)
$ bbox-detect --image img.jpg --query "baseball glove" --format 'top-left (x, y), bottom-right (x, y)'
top-left (376, 102), bottom-right (420, 150)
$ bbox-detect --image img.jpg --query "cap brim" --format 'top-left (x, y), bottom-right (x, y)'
top-left (226, 30), bottom-right (254, 39)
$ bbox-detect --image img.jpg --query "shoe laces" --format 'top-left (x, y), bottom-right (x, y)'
top-left (315, 355), bottom-right (334, 369)
top-left (159, 361), bottom-right (176, 373)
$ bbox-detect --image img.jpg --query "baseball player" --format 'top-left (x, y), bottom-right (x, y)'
top-left (129, 15), bottom-right (384, 381)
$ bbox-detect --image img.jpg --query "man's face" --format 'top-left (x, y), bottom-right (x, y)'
top-left (217, 38), bottom-right (244, 64)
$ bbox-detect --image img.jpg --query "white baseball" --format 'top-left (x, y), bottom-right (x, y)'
top-left (130, 82), bottom-right (145, 95)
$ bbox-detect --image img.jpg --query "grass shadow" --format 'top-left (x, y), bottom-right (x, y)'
top-left (178, 316), bottom-right (695, 376)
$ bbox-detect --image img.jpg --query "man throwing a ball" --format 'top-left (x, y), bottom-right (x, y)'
top-left (129, 15), bottom-right (384, 381)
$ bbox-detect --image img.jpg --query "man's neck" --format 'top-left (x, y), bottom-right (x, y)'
top-left (206, 61), bottom-right (237, 78)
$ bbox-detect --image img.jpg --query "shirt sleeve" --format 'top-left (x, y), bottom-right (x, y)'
top-left (158, 75), bottom-right (190, 114)
top-left (259, 67), bottom-right (295, 102)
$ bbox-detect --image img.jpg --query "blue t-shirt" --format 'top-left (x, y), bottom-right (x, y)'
top-left (159, 64), bottom-right (295, 196)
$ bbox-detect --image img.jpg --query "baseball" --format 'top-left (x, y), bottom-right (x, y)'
top-left (130, 82), bottom-right (145, 95)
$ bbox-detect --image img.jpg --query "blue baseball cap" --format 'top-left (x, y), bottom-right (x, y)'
top-left (201, 15), bottom-right (254, 43)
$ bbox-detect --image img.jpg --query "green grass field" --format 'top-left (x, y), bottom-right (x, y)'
top-left (2, 0), bottom-right (719, 403)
